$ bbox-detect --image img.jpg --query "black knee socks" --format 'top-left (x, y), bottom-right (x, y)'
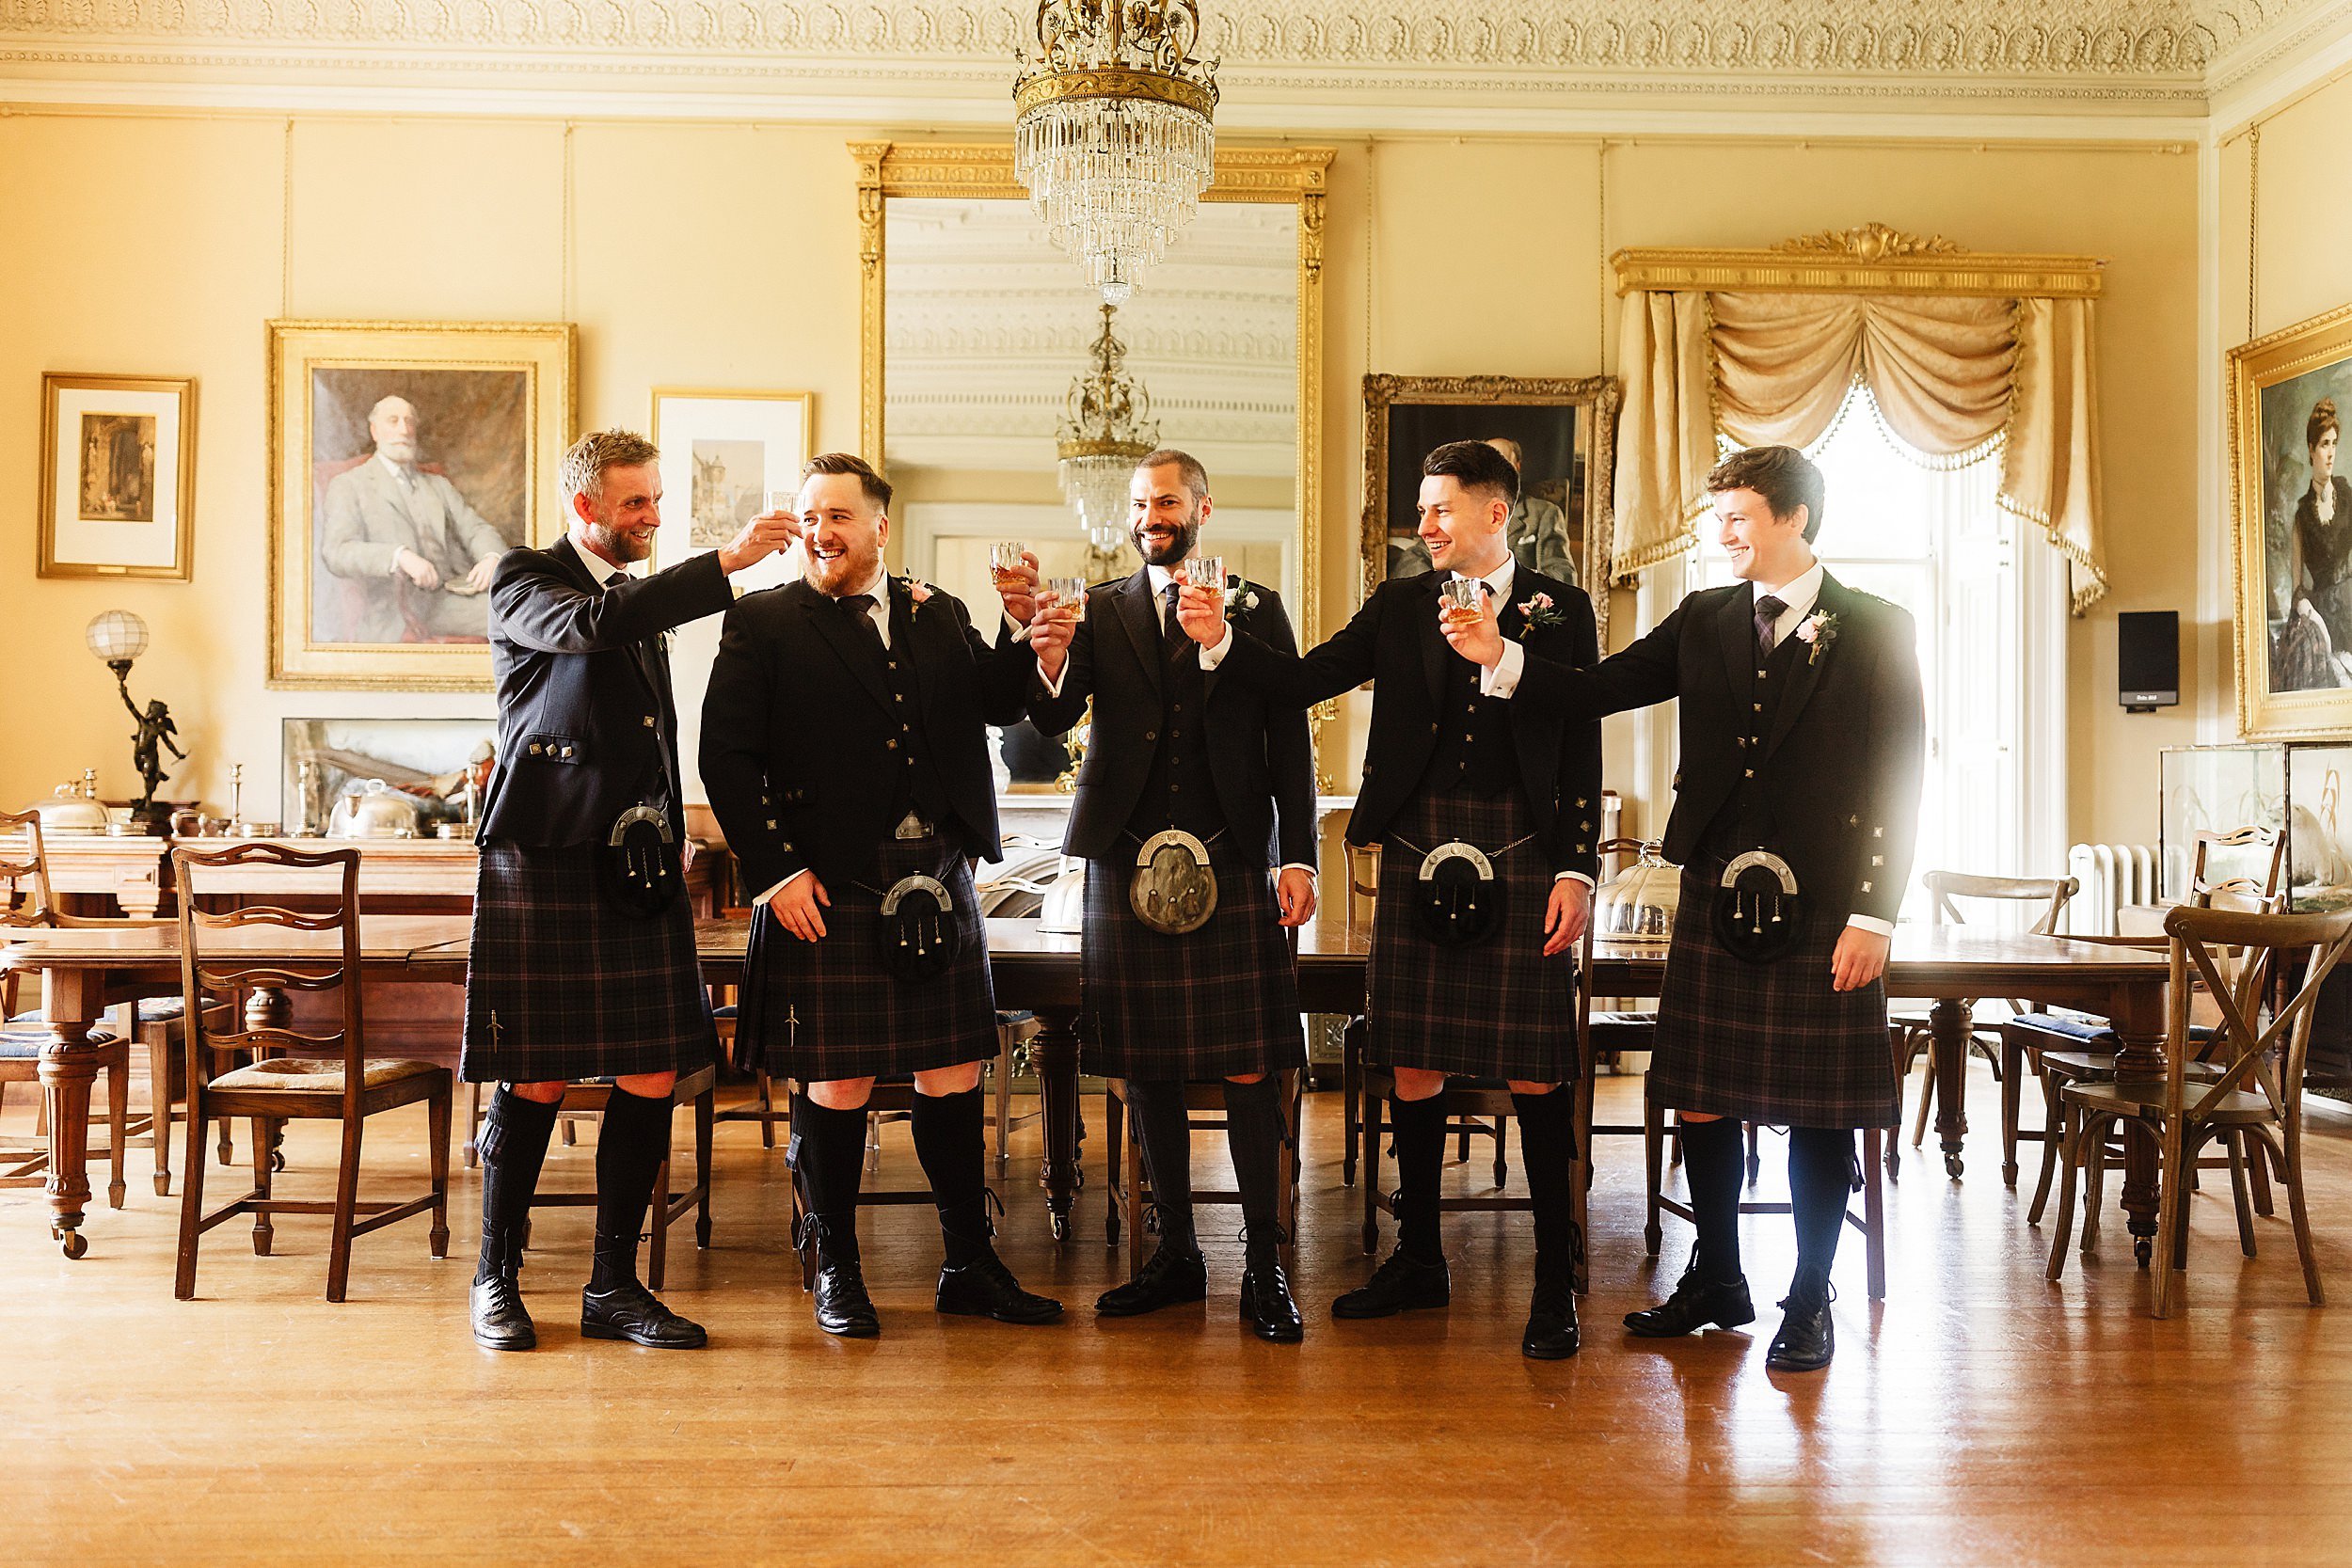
top-left (1221, 1076), bottom-right (1288, 1268)
top-left (475, 1086), bottom-right (559, 1283)
top-left (589, 1085), bottom-right (673, 1292)
top-left (1788, 1126), bottom-right (1857, 1282)
top-left (790, 1092), bottom-right (870, 1266)
top-left (1124, 1079), bottom-right (1198, 1255)
top-left (911, 1084), bottom-right (993, 1269)
top-left (1511, 1087), bottom-right (1581, 1275)
top-left (1390, 1091), bottom-right (1450, 1263)
top-left (1679, 1115), bottom-right (1746, 1286)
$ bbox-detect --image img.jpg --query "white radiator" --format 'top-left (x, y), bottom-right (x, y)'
top-left (2064, 842), bottom-right (2159, 936)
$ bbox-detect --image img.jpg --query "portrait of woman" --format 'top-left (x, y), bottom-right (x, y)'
top-left (2276, 397), bottom-right (2352, 690)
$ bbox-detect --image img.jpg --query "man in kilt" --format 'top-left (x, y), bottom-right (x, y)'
top-left (702, 452), bottom-right (1061, 1338)
top-left (1183, 439), bottom-right (1602, 1359)
top-left (465, 429), bottom-right (800, 1353)
top-left (1544, 445), bottom-right (1925, 1372)
top-left (1023, 449), bottom-right (1317, 1344)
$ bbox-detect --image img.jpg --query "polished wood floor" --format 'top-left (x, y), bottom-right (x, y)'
top-left (8, 1067), bottom-right (2352, 1565)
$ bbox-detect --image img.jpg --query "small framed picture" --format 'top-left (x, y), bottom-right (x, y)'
top-left (648, 388), bottom-right (815, 594)
top-left (39, 373), bottom-right (198, 580)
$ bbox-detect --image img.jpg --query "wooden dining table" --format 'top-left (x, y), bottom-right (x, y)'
top-left (6, 913), bottom-right (2176, 1266)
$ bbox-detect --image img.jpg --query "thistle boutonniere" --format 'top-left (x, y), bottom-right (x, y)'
top-left (1223, 574), bottom-right (1263, 622)
top-left (900, 576), bottom-right (933, 620)
top-left (1795, 610), bottom-right (1839, 665)
top-left (1515, 591), bottom-right (1565, 631)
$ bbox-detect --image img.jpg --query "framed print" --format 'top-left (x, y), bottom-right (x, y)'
top-left (647, 388), bottom-right (814, 594)
top-left (281, 716), bottom-right (498, 837)
top-left (1360, 373), bottom-right (1621, 642)
top-left (268, 320), bottom-right (575, 690)
top-left (2232, 303), bottom-right (2352, 739)
top-left (39, 373), bottom-right (197, 579)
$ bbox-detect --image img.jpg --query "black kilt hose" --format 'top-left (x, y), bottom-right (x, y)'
top-left (1080, 841), bottom-right (1306, 1080)
top-left (739, 835), bottom-right (999, 1082)
top-left (1365, 787), bottom-right (1577, 1083)
top-left (461, 842), bottom-right (717, 1084)
top-left (1651, 869), bottom-right (1899, 1129)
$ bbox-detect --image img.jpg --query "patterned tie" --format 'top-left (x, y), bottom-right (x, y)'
top-left (1162, 580), bottom-right (1188, 662)
top-left (1754, 594), bottom-right (1788, 657)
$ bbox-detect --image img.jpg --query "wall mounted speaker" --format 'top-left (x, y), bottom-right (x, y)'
top-left (2119, 610), bottom-right (2179, 712)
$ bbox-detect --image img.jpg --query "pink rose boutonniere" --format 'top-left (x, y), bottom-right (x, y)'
top-left (1794, 610), bottom-right (1839, 665)
top-left (902, 577), bottom-right (933, 619)
top-left (1515, 591), bottom-right (1565, 631)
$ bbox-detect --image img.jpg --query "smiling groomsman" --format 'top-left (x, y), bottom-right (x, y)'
top-left (701, 452), bottom-right (1061, 1338)
top-left (1181, 439), bottom-right (1601, 1359)
top-left (1022, 448), bottom-right (1316, 1344)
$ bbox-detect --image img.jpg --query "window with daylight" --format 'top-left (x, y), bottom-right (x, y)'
top-left (1692, 383), bottom-right (2070, 924)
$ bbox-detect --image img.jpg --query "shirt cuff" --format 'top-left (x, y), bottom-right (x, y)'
top-left (1553, 870), bottom-right (1596, 887)
top-left (1198, 624), bottom-right (1233, 670)
top-left (1036, 657), bottom-right (1067, 699)
top-left (1002, 607), bottom-right (1030, 635)
top-left (758, 870), bottom-right (810, 905)
top-left (1278, 863), bottom-right (1317, 879)
top-left (1845, 914), bottom-right (1895, 937)
top-left (1482, 639), bottom-right (1525, 698)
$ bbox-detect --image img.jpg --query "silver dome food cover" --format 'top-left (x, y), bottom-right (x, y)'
top-left (1594, 840), bottom-right (1681, 948)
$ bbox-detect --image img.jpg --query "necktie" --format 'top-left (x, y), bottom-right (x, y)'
top-left (839, 592), bottom-right (883, 652)
top-left (606, 572), bottom-right (627, 589)
top-left (1162, 581), bottom-right (1188, 662)
top-left (1754, 594), bottom-right (1788, 657)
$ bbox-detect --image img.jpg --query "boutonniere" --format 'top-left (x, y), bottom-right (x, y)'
top-left (1515, 591), bottom-right (1565, 631)
top-left (1794, 610), bottom-right (1838, 665)
top-left (1223, 575), bottom-right (1263, 622)
top-left (900, 576), bottom-right (933, 620)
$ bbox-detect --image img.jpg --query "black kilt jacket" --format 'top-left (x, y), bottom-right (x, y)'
top-left (1541, 570), bottom-right (1928, 1127)
top-left (1027, 568), bottom-right (1315, 1078)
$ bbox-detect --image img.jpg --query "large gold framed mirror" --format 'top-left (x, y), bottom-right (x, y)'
top-left (854, 142), bottom-right (1332, 669)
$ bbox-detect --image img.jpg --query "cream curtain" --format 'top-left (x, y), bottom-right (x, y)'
top-left (1611, 288), bottom-right (2110, 610)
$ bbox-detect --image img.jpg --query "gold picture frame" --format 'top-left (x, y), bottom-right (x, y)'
top-left (38, 372), bottom-right (198, 580)
top-left (2231, 302), bottom-right (2352, 740)
top-left (267, 319), bottom-right (576, 690)
top-left (1361, 373), bottom-right (1622, 643)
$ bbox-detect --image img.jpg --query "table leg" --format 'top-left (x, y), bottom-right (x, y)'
top-left (1931, 995), bottom-right (1970, 1180)
top-left (1032, 1007), bottom-right (1082, 1243)
top-left (40, 971), bottom-right (105, 1259)
top-left (2105, 982), bottom-right (2169, 1268)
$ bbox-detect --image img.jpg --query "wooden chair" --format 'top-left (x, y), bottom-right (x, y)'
top-left (172, 843), bottom-right (452, 1302)
top-left (518, 1063), bottom-right (717, 1290)
top-left (1103, 1069), bottom-right (1304, 1275)
top-left (1891, 871), bottom-right (2077, 1172)
top-left (2044, 903), bottom-right (2352, 1317)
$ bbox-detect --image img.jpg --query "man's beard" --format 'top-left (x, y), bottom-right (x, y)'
top-left (376, 440), bottom-right (418, 467)
top-left (584, 521), bottom-right (653, 563)
top-left (1131, 512), bottom-right (1200, 567)
top-left (809, 542), bottom-right (881, 594)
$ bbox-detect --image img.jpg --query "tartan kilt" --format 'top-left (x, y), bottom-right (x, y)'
top-left (1651, 870), bottom-right (1899, 1129)
top-left (461, 842), bottom-right (716, 1084)
top-left (1365, 787), bottom-right (1577, 1083)
top-left (1080, 843), bottom-right (1307, 1079)
top-left (739, 836), bottom-right (999, 1082)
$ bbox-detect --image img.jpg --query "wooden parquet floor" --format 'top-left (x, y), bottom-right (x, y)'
top-left (8, 1068), bottom-right (2352, 1566)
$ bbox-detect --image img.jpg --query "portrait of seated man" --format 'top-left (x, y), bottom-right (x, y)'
top-left (316, 392), bottom-right (516, 644)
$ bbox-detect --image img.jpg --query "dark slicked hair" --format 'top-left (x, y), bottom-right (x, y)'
top-left (1422, 439), bottom-right (1519, 505)
top-left (802, 451), bottom-right (893, 511)
top-left (1136, 448), bottom-right (1210, 500)
top-left (1707, 444), bottom-right (1826, 543)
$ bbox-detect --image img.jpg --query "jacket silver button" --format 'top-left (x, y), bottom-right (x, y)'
top-left (528, 742), bottom-right (543, 755)
top-left (643, 716), bottom-right (656, 728)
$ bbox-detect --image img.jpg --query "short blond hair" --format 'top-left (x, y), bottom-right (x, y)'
top-left (562, 429), bottom-right (660, 502)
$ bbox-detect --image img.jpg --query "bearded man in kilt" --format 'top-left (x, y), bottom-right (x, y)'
top-left (702, 452), bottom-right (1060, 1338)
top-left (1185, 439), bottom-right (1602, 1360)
top-left (1545, 445), bottom-right (1926, 1373)
top-left (464, 429), bottom-right (800, 1354)
top-left (1022, 449), bottom-right (1317, 1344)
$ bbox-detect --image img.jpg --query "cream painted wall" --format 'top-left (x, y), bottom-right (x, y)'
top-left (2, 110), bottom-right (2200, 856)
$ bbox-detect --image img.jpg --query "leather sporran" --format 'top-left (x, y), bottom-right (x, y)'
top-left (1709, 848), bottom-right (1808, 965)
top-left (1414, 841), bottom-right (1505, 947)
top-left (878, 872), bottom-right (961, 982)
top-left (598, 805), bottom-right (683, 919)
top-left (1130, 829), bottom-right (1218, 936)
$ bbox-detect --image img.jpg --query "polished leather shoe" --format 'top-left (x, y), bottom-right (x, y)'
top-left (1239, 1259), bottom-right (1304, 1343)
top-left (470, 1273), bottom-right (535, 1352)
top-left (1765, 1269), bottom-right (1835, 1373)
top-left (1096, 1243), bottom-right (1208, 1317)
top-left (1623, 1260), bottom-right (1756, 1338)
top-left (580, 1280), bottom-right (708, 1349)
top-left (937, 1252), bottom-right (1064, 1324)
top-left (1331, 1248), bottom-right (1450, 1320)
top-left (814, 1258), bottom-right (881, 1338)
top-left (1521, 1273), bottom-right (1580, 1360)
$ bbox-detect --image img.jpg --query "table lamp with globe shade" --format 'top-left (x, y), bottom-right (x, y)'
top-left (86, 610), bottom-right (186, 832)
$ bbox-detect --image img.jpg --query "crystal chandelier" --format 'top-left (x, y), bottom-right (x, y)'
top-left (1056, 302), bottom-right (1159, 546)
top-left (1013, 0), bottom-right (1219, 305)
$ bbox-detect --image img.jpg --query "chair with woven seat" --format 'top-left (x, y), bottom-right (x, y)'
top-left (2044, 902), bottom-right (2352, 1316)
top-left (172, 843), bottom-right (452, 1302)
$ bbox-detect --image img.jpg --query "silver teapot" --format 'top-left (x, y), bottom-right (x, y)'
top-left (326, 779), bottom-right (421, 840)
top-left (1594, 840), bottom-right (1683, 948)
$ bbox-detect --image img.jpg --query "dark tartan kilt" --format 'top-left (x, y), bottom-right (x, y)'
top-left (1080, 843), bottom-right (1307, 1080)
top-left (461, 842), bottom-right (716, 1084)
top-left (1365, 787), bottom-right (1577, 1083)
top-left (1651, 869), bottom-right (1899, 1129)
top-left (741, 837), bottom-right (999, 1082)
